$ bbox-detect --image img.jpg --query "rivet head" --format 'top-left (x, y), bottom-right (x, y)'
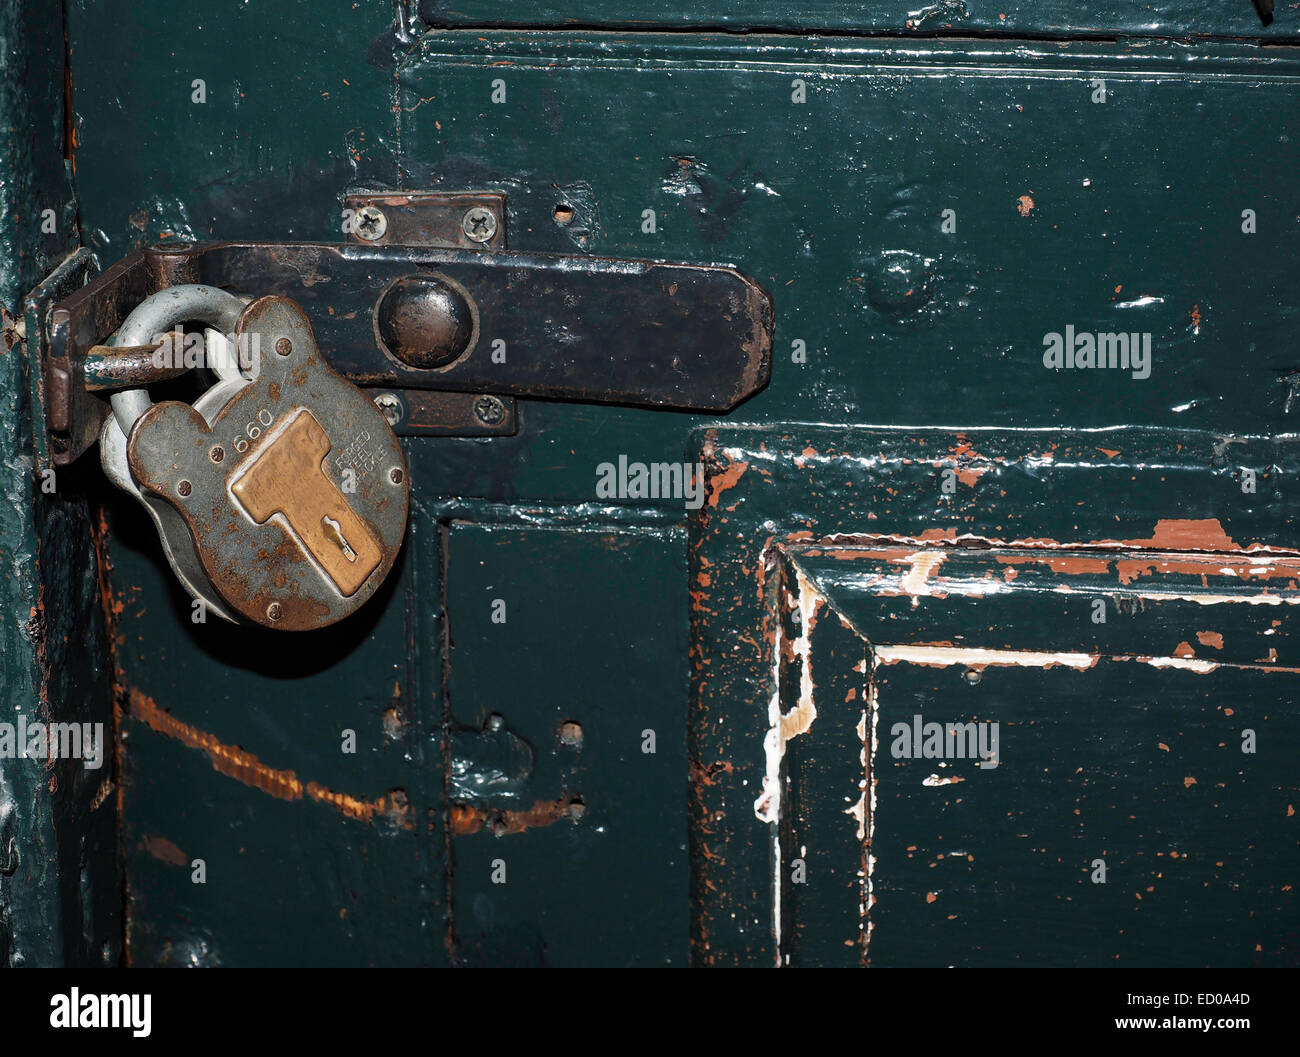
top-left (859, 250), bottom-right (936, 318)
top-left (266, 602), bottom-right (283, 622)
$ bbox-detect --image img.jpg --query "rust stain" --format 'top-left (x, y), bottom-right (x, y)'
top-left (1174, 641), bottom-right (1196, 658)
top-left (1196, 631), bottom-right (1225, 650)
top-left (449, 797), bottom-right (580, 836)
top-left (1016, 194), bottom-right (1035, 216)
top-left (141, 835), bottom-right (188, 867)
top-left (1097, 447), bottom-right (1121, 458)
top-left (126, 688), bottom-right (411, 827)
top-left (1184, 776), bottom-right (1198, 789)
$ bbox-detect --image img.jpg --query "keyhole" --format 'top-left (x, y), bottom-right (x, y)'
top-left (322, 515), bottom-right (358, 563)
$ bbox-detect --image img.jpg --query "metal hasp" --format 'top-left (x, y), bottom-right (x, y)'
top-left (42, 234), bottom-right (774, 466)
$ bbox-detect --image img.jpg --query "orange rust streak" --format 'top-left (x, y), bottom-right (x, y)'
top-left (130, 689), bottom-right (303, 801)
top-left (127, 689), bottom-right (408, 827)
top-left (1196, 631), bottom-right (1225, 650)
top-left (449, 798), bottom-right (576, 836)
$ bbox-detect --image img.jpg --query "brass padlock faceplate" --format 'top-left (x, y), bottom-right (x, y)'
top-left (126, 296), bottom-right (409, 630)
top-left (230, 409), bottom-right (383, 597)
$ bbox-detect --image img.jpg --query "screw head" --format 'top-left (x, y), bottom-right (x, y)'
top-left (275, 337), bottom-right (292, 356)
top-left (266, 602), bottom-right (283, 622)
top-left (354, 205), bottom-right (388, 242)
top-left (373, 392), bottom-right (403, 427)
top-left (389, 467), bottom-right (404, 485)
top-left (210, 446), bottom-right (225, 463)
top-left (473, 395), bottom-right (506, 426)
top-left (462, 206), bottom-right (498, 244)
top-left (177, 479), bottom-right (192, 497)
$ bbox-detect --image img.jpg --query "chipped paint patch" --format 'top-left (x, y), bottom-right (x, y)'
top-left (141, 835), bottom-right (187, 867)
top-left (1125, 519), bottom-right (1241, 552)
top-left (706, 460), bottom-right (749, 508)
top-left (922, 774), bottom-right (966, 787)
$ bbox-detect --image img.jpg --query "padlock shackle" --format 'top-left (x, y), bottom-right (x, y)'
top-left (109, 284), bottom-right (247, 434)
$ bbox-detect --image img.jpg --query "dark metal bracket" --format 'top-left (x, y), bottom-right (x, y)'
top-left (37, 191), bottom-right (773, 467)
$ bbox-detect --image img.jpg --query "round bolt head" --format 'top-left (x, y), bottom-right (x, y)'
top-left (462, 206), bottom-right (498, 244)
top-left (354, 205), bottom-right (388, 242)
top-left (375, 274), bottom-right (475, 369)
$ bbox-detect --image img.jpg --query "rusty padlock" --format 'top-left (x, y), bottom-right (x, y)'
top-left (99, 285), bottom-right (409, 630)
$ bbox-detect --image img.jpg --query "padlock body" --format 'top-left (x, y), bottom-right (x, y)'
top-left (126, 296), bottom-right (409, 630)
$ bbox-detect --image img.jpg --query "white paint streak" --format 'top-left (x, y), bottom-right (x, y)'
top-left (758, 566), bottom-right (823, 965)
top-left (875, 645), bottom-right (1098, 669)
top-left (845, 709), bottom-right (867, 840)
top-left (1137, 655), bottom-right (1219, 673)
top-left (898, 551), bottom-right (947, 606)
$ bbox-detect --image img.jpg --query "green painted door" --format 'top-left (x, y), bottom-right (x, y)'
top-left (4, 0), bottom-right (1297, 966)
